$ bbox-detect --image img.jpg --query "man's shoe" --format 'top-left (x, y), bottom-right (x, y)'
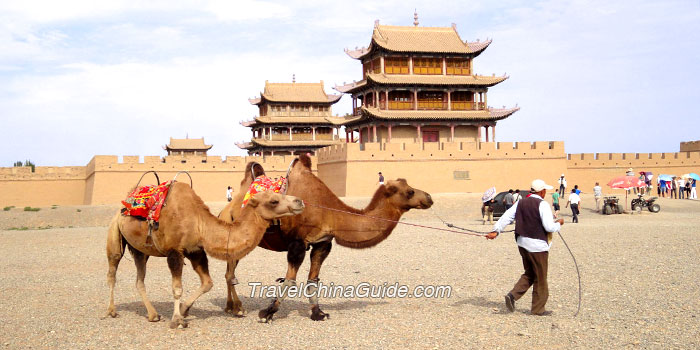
top-left (534, 310), bottom-right (553, 316)
top-left (504, 293), bottom-right (515, 312)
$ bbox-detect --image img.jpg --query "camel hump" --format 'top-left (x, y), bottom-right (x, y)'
top-left (244, 162), bottom-right (266, 179)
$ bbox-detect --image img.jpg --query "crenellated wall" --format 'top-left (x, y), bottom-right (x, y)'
top-left (316, 141), bottom-right (567, 196)
top-left (0, 155), bottom-right (316, 207)
top-left (1, 140), bottom-right (697, 207)
top-left (566, 152), bottom-right (700, 194)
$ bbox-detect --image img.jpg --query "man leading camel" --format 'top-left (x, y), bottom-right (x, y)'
top-left (485, 179), bottom-right (564, 316)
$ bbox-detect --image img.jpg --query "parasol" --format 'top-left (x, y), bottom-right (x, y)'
top-left (689, 173), bottom-right (700, 181)
top-left (482, 187), bottom-right (497, 203)
top-left (608, 176), bottom-right (645, 210)
top-left (658, 174), bottom-right (674, 182)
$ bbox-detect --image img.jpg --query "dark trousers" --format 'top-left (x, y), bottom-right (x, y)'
top-left (511, 246), bottom-right (549, 315)
top-left (670, 188), bottom-right (677, 199)
top-left (679, 188), bottom-right (685, 199)
top-left (559, 185), bottom-right (565, 196)
top-left (571, 203), bottom-right (579, 223)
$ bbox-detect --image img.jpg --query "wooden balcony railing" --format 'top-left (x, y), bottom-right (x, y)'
top-left (255, 134), bottom-right (339, 142)
top-left (388, 101), bottom-right (413, 110)
top-left (417, 101), bottom-right (448, 110)
top-left (451, 101), bottom-right (486, 110)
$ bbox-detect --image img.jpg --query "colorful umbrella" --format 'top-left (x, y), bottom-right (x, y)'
top-left (607, 176), bottom-right (645, 189)
top-left (608, 176), bottom-right (645, 211)
top-left (658, 174), bottom-right (674, 181)
top-left (689, 173), bottom-right (700, 181)
top-left (482, 187), bottom-right (497, 203)
top-left (639, 171), bottom-right (652, 175)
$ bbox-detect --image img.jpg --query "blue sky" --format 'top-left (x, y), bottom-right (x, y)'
top-left (1, 0), bottom-right (699, 166)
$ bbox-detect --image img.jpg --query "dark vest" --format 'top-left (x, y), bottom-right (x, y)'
top-left (514, 196), bottom-right (548, 242)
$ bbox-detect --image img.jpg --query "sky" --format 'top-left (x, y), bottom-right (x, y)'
top-left (1, 0), bottom-right (699, 167)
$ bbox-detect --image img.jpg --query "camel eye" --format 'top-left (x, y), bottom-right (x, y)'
top-left (407, 189), bottom-right (415, 198)
top-left (270, 200), bottom-right (279, 205)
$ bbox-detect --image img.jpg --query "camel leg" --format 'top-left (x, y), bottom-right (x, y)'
top-left (130, 247), bottom-right (160, 322)
top-left (224, 260), bottom-right (246, 316)
top-left (180, 250), bottom-right (214, 318)
top-left (167, 251), bottom-right (187, 329)
top-left (105, 222), bottom-right (126, 318)
top-left (259, 240), bottom-right (305, 323)
top-left (307, 241), bottom-right (332, 321)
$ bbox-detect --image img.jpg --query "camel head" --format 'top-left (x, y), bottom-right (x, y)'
top-left (246, 191), bottom-right (305, 220)
top-left (384, 179), bottom-right (433, 211)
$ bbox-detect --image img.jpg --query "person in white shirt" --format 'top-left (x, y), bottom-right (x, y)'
top-left (226, 186), bottom-right (233, 202)
top-left (566, 189), bottom-right (581, 223)
top-left (557, 174), bottom-right (567, 196)
top-left (593, 182), bottom-right (602, 212)
top-left (486, 179), bottom-right (563, 316)
top-left (512, 189), bottom-right (522, 203)
top-left (677, 178), bottom-right (685, 199)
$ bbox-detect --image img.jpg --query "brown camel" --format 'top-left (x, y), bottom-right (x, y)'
top-left (105, 181), bottom-right (304, 328)
top-left (218, 154), bottom-right (433, 322)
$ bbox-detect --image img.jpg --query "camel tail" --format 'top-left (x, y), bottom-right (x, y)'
top-left (106, 213), bottom-right (126, 259)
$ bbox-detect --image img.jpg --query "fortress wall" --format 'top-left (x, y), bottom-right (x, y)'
top-left (317, 142), bottom-right (567, 197)
top-left (566, 152), bottom-right (700, 194)
top-left (680, 141), bottom-right (700, 152)
top-left (0, 155), bottom-right (317, 207)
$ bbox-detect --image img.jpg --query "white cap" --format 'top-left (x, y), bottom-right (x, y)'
top-left (561, 173), bottom-right (565, 177)
top-left (531, 179), bottom-right (554, 192)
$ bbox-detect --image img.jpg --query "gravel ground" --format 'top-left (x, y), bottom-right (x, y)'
top-left (0, 193), bottom-right (698, 349)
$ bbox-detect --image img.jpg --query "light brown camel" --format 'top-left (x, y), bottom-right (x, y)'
top-left (105, 181), bottom-right (304, 328)
top-left (218, 154), bottom-right (433, 322)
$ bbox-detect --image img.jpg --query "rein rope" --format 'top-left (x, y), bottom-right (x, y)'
top-left (302, 201), bottom-right (489, 237)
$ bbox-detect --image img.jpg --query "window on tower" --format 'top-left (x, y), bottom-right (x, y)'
top-left (413, 57), bottom-right (442, 75)
top-left (385, 57), bottom-right (409, 74)
top-left (446, 58), bottom-right (471, 75)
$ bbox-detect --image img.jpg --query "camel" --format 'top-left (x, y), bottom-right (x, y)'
top-left (218, 154), bottom-right (433, 322)
top-left (105, 181), bottom-right (304, 328)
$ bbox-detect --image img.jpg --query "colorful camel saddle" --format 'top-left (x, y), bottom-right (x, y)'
top-left (121, 181), bottom-right (172, 223)
top-left (242, 175), bottom-right (287, 207)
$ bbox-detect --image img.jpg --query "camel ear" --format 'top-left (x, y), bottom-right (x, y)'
top-left (247, 196), bottom-right (260, 208)
top-left (385, 184), bottom-right (398, 196)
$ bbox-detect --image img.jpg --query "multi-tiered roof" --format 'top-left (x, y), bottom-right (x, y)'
top-left (237, 80), bottom-right (345, 155)
top-left (335, 21), bottom-right (519, 128)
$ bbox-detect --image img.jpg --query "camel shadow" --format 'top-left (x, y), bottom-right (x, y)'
top-left (452, 296), bottom-right (527, 315)
top-left (207, 296), bottom-right (390, 320)
top-left (110, 300), bottom-right (174, 321)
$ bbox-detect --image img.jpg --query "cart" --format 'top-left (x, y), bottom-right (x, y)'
top-left (602, 196), bottom-right (624, 215)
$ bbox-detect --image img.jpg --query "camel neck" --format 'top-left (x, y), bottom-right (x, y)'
top-left (199, 206), bottom-right (268, 261)
top-left (331, 200), bottom-right (404, 249)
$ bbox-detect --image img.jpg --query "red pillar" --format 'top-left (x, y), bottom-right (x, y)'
top-left (450, 124), bottom-right (455, 142)
top-left (388, 124), bottom-right (392, 142)
top-left (373, 125), bottom-right (377, 142)
top-left (485, 125), bottom-right (489, 142)
top-left (417, 125), bottom-right (422, 142)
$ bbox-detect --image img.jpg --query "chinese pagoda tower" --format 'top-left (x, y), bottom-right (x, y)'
top-left (335, 17), bottom-right (519, 144)
top-left (237, 79), bottom-right (346, 156)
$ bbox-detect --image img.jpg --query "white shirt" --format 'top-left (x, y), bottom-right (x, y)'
top-left (226, 188), bottom-right (233, 199)
top-left (568, 193), bottom-right (581, 204)
top-left (512, 193), bottom-right (522, 202)
top-left (492, 194), bottom-right (561, 252)
top-left (558, 177), bottom-right (567, 187)
top-left (593, 186), bottom-right (602, 197)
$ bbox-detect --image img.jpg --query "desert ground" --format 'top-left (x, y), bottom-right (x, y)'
top-left (0, 191), bottom-right (698, 349)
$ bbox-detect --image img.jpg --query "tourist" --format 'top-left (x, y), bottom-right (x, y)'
top-left (486, 179), bottom-right (563, 316)
top-left (226, 186), bottom-right (233, 202)
top-left (551, 190), bottom-right (560, 218)
top-left (659, 179), bottom-right (667, 198)
top-left (670, 177), bottom-right (677, 199)
top-left (574, 185), bottom-right (582, 212)
top-left (639, 172), bottom-right (646, 195)
top-left (626, 168), bottom-right (637, 194)
top-left (691, 179), bottom-right (697, 200)
top-left (513, 189), bottom-right (522, 203)
top-left (503, 189), bottom-right (515, 210)
top-left (678, 177), bottom-right (685, 199)
top-left (482, 199), bottom-right (495, 225)
top-left (378, 172), bottom-right (385, 186)
top-left (593, 182), bottom-right (602, 212)
top-left (557, 174), bottom-right (567, 196)
top-left (566, 189), bottom-right (580, 223)
top-left (685, 180), bottom-right (691, 198)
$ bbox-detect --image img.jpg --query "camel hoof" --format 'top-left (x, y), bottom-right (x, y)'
top-left (310, 305), bottom-right (329, 321)
top-left (148, 313), bottom-right (161, 322)
top-left (169, 319), bottom-right (187, 329)
top-left (258, 308), bottom-right (275, 323)
top-left (106, 309), bottom-right (118, 318)
top-left (225, 301), bottom-right (246, 317)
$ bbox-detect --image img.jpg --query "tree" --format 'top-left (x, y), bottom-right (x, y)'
top-left (13, 161), bottom-right (22, 167)
top-left (23, 160), bottom-right (35, 172)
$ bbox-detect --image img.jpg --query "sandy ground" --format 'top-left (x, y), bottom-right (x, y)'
top-left (0, 192), bottom-right (698, 349)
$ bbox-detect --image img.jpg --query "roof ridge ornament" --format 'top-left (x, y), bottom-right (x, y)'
top-left (292, 74), bottom-right (295, 83)
top-left (413, 10), bottom-right (419, 27)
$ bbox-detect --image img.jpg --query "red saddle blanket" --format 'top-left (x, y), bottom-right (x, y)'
top-left (242, 175), bottom-right (287, 207)
top-left (121, 181), bottom-right (172, 223)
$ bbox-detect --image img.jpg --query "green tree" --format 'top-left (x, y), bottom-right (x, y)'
top-left (23, 160), bottom-right (35, 172)
top-left (13, 161), bottom-right (22, 167)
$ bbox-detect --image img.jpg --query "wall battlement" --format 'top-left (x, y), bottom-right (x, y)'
top-left (317, 141), bottom-right (566, 164)
top-left (567, 152), bottom-right (700, 168)
top-left (680, 141), bottom-right (700, 152)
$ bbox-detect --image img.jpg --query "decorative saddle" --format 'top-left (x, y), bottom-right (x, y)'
top-left (121, 180), bottom-right (172, 225)
top-left (241, 175), bottom-right (287, 207)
